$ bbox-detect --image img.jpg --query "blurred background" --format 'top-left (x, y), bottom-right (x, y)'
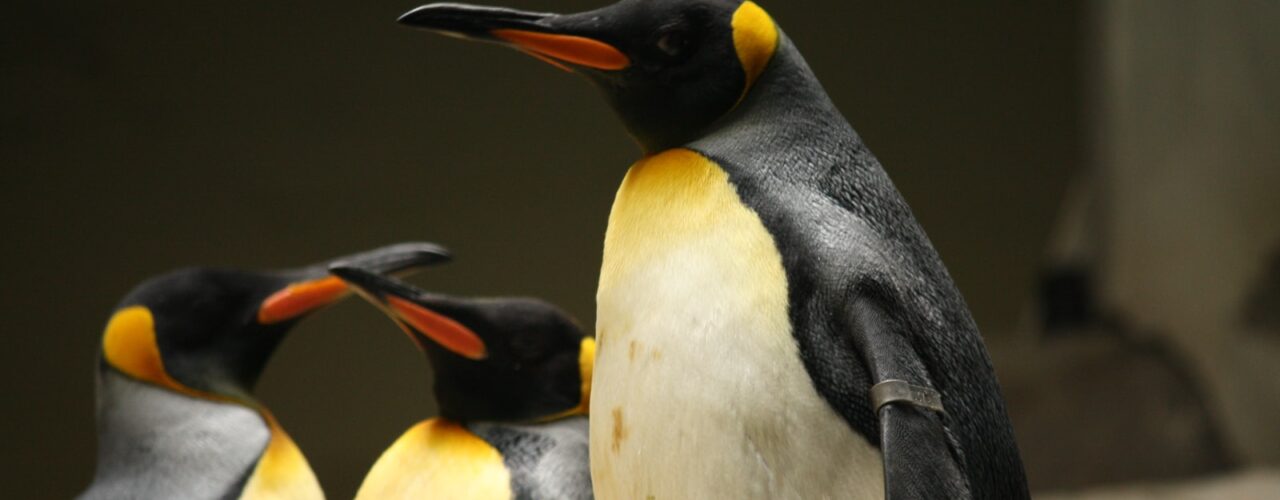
top-left (3, 0), bottom-right (1277, 497)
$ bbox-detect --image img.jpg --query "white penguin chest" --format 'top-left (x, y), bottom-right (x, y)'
top-left (590, 149), bottom-right (883, 499)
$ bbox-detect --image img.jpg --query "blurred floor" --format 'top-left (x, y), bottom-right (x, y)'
top-left (995, 336), bottom-right (1235, 491)
top-left (1040, 469), bottom-right (1280, 500)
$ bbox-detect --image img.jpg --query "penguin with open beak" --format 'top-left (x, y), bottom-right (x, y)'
top-left (330, 264), bottom-right (594, 500)
top-left (396, 1), bottom-right (1029, 499)
top-left (79, 243), bottom-right (450, 500)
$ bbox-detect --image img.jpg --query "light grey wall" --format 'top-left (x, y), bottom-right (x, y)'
top-left (1094, 0), bottom-right (1280, 464)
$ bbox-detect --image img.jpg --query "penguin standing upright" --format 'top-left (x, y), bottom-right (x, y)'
top-left (396, 1), bottom-right (1029, 498)
top-left (79, 243), bottom-right (448, 500)
top-left (329, 264), bottom-right (595, 500)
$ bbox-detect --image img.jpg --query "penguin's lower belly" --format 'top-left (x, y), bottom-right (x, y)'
top-left (591, 149), bottom-right (884, 499)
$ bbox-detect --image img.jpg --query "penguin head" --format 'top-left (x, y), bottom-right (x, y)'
top-left (399, 0), bottom-right (779, 152)
top-left (100, 243), bottom-right (451, 402)
top-left (330, 265), bottom-right (594, 423)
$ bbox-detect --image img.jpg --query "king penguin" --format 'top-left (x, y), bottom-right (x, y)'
top-left (329, 264), bottom-right (595, 500)
top-left (397, 1), bottom-right (1029, 498)
top-left (78, 242), bottom-right (449, 500)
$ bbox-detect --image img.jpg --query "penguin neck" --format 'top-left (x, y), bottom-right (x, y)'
top-left (97, 353), bottom-right (266, 409)
top-left (689, 32), bottom-right (861, 168)
top-left (464, 413), bottom-right (589, 436)
top-left (94, 364), bottom-right (273, 447)
top-left (429, 364), bottom-right (586, 424)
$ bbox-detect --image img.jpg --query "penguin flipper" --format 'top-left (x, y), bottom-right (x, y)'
top-left (879, 403), bottom-right (970, 499)
top-left (845, 291), bottom-right (971, 499)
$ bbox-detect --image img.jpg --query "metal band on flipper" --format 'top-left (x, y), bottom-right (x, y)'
top-left (871, 379), bottom-right (945, 414)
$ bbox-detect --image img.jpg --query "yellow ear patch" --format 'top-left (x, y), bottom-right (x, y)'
top-left (102, 306), bottom-right (185, 393)
top-left (731, 1), bottom-right (779, 103)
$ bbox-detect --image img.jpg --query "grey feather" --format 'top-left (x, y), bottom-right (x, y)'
top-left (468, 416), bottom-right (593, 500)
top-left (78, 370), bottom-right (268, 500)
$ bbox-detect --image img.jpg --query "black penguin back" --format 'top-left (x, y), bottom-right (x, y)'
top-left (690, 32), bottom-right (1029, 499)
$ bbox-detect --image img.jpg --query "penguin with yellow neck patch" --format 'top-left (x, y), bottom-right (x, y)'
top-left (79, 243), bottom-right (448, 500)
top-left (397, 1), bottom-right (1029, 498)
top-left (330, 264), bottom-right (594, 500)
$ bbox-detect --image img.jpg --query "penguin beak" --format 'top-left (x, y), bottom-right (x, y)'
top-left (398, 3), bottom-right (629, 72)
top-left (329, 264), bottom-right (489, 360)
top-left (256, 242), bottom-right (452, 325)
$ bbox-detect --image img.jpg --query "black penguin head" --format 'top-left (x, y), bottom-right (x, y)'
top-left (399, 0), bottom-right (779, 152)
top-left (330, 265), bottom-right (594, 423)
top-left (100, 243), bottom-right (450, 402)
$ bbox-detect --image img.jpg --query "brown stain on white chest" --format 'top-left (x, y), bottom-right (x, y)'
top-left (610, 407), bottom-right (628, 454)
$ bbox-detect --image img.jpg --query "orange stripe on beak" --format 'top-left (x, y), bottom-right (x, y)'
top-left (258, 276), bottom-right (349, 324)
top-left (519, 49), bottom-right (574, 73)
top-left (386, 295), bottom-right (488, 360)
top-left (492, 29), bottom-right (629, 71)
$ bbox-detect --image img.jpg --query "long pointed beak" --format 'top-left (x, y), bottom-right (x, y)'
top-left (257, 242), bottom-right (452, 324)
top-left (398, 2), bottom-right (629, 71)
top-left (329, 265), bottom-right (488, 360)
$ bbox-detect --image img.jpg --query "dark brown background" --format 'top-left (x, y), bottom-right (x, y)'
top-left (2, 1), bottom-right (1080, 497)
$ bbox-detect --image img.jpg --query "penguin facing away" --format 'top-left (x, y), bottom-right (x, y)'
top-left (79, 243), bottom-right (449, 500)
top-left (330, 264), bottom-right (595, 500)
top-left (397, 1), bottom-right (1030, 499)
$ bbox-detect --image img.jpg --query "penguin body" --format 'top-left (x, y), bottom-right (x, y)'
top-left (79, 243), bottom-right (448, 500)
top-left (596, 39), bottom-right (1019, 497)
top-left (396, 1), bottom-right (1029, 498)
top-left (332, 265), bottom-right (594, 500)
top-left (591, 38), bottom-right (1014, 496)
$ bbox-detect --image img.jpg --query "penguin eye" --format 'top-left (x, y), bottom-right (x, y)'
top-left (656, 29), bottom-right (691, 58)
